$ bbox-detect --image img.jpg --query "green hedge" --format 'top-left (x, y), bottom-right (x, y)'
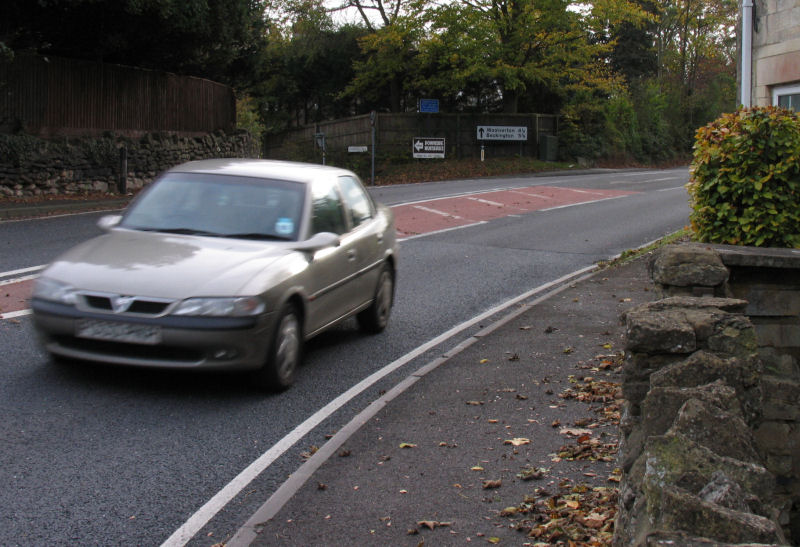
top-left (688, 106), bottom-right (800, 248)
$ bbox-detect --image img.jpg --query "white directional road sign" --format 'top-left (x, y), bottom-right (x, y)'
top-left (477, 126), bottom-right (528, 141)
top-left (413, 137), bottom-right (445, 158)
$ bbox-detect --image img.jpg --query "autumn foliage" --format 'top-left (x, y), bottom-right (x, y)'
top-left (688, 107), bottom-right (800, 248)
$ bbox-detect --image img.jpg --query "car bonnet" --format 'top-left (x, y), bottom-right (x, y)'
top-left (42, 229), bottom-right (298, 299)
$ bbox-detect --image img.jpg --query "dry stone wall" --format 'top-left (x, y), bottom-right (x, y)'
top-left (0, 130), bottom-right (258, 198)
top-left (615, 243), bottom-right (800, 546)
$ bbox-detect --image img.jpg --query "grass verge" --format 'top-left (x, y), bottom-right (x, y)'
top-left (596, 228), bottom-right (692, 269)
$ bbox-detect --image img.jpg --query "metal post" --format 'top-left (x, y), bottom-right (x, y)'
top-left (741, 0), bottom-right (753, 107)
top-left (315, 130), bottom-right (326, 165)
top-left (370, 111), bottom-right (376, 186)
top-left (118, 145), bottom-right (127, 194)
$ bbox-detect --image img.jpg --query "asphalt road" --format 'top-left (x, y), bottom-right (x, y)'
top-left (0, 167), bottom-right (690, 546)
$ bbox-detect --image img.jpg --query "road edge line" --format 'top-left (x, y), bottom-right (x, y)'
top-left (224, 265), bottom-right (597, 547)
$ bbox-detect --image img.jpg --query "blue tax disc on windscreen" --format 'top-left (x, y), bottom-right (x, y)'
top-left (275, 218), bottom-right (294, 235)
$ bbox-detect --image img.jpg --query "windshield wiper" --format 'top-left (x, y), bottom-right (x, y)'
top-left (223, 233), bottom-right (293, 241)
top-left (131, 227), bottom-right (291, 240)
top-left (137, 227), bottom-right (222, 236)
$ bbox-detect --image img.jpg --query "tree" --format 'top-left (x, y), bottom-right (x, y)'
top-left (328, 0), bottom-right (427, 112)
top-left (652, 0), bottom-right (737, 148)
top-left (343, 16), bottom-right (423, 113)
top-left (328, 0), bottom-right (407, 31)
top-left (255, 0), bottom-right (368, 129)
top-left (585, 0), bottom-right (658, 83)
top-left (415, 0), bottom-right (622, 114)
top-left (0, 0), bottom-right (269, 87)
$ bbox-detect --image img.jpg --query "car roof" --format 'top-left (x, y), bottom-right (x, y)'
top-left (166, 159), bottom-right (356, 184)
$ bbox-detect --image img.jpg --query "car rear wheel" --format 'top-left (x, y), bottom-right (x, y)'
top-left (357, 264), bottom-right (394, 334)
top-left (254, 303), bottom-right (302, 391)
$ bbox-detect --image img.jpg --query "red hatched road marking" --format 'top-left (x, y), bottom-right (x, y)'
top-left (394, 185), bottom-right (636, 237)
top-left (0, 278), bottom-right (34, 316)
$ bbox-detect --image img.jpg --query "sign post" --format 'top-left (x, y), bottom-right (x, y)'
top-left (314, 132), bottom-right (326, 165)
top-left (412, 137), bottom-right (445, 159)
top-left (370, 111), bottom-right (376, 185)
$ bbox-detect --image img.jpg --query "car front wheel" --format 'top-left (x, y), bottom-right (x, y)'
top-left (254, 303), bottom-right (302, 391)
top-left (357, 264), bottom-right (394, 334)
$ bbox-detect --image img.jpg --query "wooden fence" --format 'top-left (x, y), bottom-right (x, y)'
top-left (0, 53), bottom-right (235, 137)
top-left (263, 112), bottom-right (559, 164)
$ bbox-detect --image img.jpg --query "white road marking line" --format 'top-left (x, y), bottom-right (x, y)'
top-left (1, 265), bottom-right (46, 278)
top-left (610, 176), bottom-right (683, 185)
top-left (398, 221), bottom-right (488, 241)
top-left (467, 197), bottom-right (505, 207)
top-left (540, 195), bottom-right (627, 212)
top-left (0, 309), bottom-right (32, 320)
top-left (0, 207), bottom-right (124, 223)
top-left (509, 190), bottom-right (553, 199)
top-left (0, 274), bottom-right (38, 286)
top-left (562, 188), bottom-right (609, 196)
top-left (617, 171), bottom-right (662, 176)
top-left (658, 186), bottom-right (686, 192)
top-left (411, 205), bottom-right (463, 219)
top-left (227, 266), bottom-right (603, 547)
top-left (162, 265), bottom-right (598, 547)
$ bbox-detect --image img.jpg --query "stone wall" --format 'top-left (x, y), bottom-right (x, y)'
top-left (615, 243), bottom-right (800, 546)
top-left (0, 130), bottom-right (259, 198)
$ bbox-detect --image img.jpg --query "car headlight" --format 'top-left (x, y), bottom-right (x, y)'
top-left (171, 296), bottom-right (266, 317)
top-left (33, 277), bottom-right (79, 305)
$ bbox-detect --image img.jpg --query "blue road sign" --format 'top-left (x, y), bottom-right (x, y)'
top-left (419, 99), bottom-right (440, 113)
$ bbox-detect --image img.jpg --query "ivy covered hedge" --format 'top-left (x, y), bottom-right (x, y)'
top-left (688, 106), bottom-right (800, 248)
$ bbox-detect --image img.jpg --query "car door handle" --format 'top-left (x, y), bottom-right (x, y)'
top-left (347, 249), bottom-right (357, 261)
top-left (376, 234), bottom-right (383, 244)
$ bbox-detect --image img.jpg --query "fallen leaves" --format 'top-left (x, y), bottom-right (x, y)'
top-left (556, 437), bottom-right (618, 463)
top-left (399, 442), bottom-right (417, 449)
top-left (415, 520), bottom-right (452, 530)
top-left (482, 479), bottom-right (502, 489)
top-left (503, 482), bottom-right (618, 545)
top-left (503, 437), bottom-right (531, 447)
top-left (559, 428), bottom-right (593, 437)
top-left (517, 466), bottom-right (548, 481)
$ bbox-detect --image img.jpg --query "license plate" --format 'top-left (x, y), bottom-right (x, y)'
top-left (76, 319), bottom-right (162, 345)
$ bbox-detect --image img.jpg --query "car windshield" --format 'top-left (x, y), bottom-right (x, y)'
top-left (121, 173), bottom-right (306, 241)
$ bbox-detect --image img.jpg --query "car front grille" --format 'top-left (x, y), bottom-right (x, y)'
top-left (80, 294), bottom-right (172, 316)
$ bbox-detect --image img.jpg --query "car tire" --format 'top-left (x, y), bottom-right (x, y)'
top-left (255, 303), bottom-right (302, 391)
top-left (357, 263), bottom-right (394, 334)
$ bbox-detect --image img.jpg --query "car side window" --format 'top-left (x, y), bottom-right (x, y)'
top-left (338, 176), bottom-right (373, 228)
top-left (310, 180), bottom-right (347, 235)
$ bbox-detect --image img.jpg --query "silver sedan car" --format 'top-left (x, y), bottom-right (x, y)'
top-left (32, 159), bottom-right (397, 390)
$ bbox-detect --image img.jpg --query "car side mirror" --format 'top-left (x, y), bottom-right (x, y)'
top-left (293, 232), bottom-right (340, 252)
top-left (97, 215), bottom-right (122, 230)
